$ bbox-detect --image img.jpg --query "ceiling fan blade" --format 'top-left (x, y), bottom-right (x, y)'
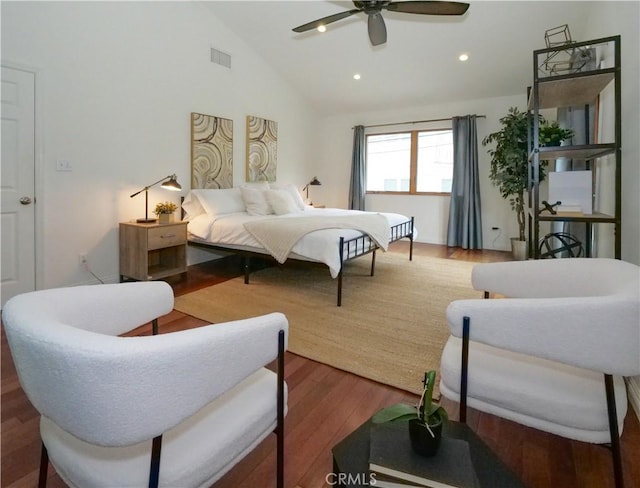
top-left (368, 12), bottom-right (387, 46)
top-left (385, 1), bottom-right (470, 15)
top-left (292, 9), bottom-right (361, 33)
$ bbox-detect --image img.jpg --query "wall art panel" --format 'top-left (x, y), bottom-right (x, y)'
top-left (246, 115), bottom-right (277, 182)
top-left (191, 112), bottom-right (233, 189)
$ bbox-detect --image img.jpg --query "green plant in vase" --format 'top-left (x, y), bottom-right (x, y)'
top-left (372, 370), bottom-right (447, 457)
top-left (154, 201), bottom-right (178, 223)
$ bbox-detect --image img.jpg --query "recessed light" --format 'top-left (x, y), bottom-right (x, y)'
top-left (317, 25), bottom-right (326, 33)
top-left (458, 53), bottom-right (469, 62)
top-left (353, 73), bottom-right (361, 80)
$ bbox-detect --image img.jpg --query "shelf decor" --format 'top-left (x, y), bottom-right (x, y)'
top-left (191, 112), bottom-right (233, 189)
top-left (246, 115), bottom-right (278, 183)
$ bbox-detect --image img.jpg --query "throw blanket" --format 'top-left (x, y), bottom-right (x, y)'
top-left (244, 214), bottom-right (391, 264)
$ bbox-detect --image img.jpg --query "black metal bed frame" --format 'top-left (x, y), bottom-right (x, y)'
top-left (187, 217), bottom-right (415, 306)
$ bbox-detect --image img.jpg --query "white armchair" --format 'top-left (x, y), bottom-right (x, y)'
top-left (2, 281), bottom-right (288, 488)
top-left (440, 258), bottom-right (639, 488)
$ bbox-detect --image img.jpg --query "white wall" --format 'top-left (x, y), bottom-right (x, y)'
top-left (583, 1), bottom-right (640, 266)
top-left (317, 94), bottom-right (525, 250)
top-left (1, 1), bottom-right (319, 286)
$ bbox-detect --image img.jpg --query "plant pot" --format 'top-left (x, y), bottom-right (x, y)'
top-left (158, 213), bottom-right (175, 224)
top-left (510, 237), bottom-right (528, 261)
top-left (408, 417), bottom-right (443, 457)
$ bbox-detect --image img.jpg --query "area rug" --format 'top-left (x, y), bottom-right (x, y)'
top-left (174, 252), bottom-right (479, 395)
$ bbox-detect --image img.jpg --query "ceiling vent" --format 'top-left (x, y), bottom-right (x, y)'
top-left (210, 47), bottom-right (231, 69)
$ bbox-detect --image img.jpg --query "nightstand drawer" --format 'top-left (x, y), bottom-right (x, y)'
top-left (147, 225), bottom-right (187, 250)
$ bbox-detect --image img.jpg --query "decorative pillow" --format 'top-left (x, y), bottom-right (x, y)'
top-left (241, 181), bottom-right (270, 191)
top-left (270, 183), bottom-right (306, 211)
top-left (192, 188), bottom-right (245, 216)
top-left (181, 191), bottom-right (206, 219)
top-left (265, 189), bottom-right (303, 215)
top-left (240, 186), bottom-right (273, 216)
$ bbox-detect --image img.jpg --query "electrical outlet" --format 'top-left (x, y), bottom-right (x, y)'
top-left (56, 159), bottom-right (72, 171)
top-left (79, 253), bottom-right (88, 265)
top-left (491, 227), bottom-right (500, 231)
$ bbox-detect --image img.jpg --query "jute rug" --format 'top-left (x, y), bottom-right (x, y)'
top-left (174, 252), bottom-right (479, 395)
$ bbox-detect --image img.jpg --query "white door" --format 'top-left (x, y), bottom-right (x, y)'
top-left (1, 66), bottom-right (36, 306)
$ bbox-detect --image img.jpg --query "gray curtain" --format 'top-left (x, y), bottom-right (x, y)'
top-left (446, 115), bottom-right (483, 249)
top-left (349, 125), bottom-right (366, 210)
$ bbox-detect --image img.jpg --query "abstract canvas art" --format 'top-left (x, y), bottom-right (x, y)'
top-left (191, 113), bottom-right (233, 189)
top-left (246, 115), bottom-right (277, 182)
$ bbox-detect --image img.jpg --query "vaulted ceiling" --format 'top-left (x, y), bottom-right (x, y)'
top-left (206, 1), bottom-right (594, 115)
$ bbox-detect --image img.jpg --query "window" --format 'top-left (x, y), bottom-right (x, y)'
top-left (365, 129), bottom-right (453, 194)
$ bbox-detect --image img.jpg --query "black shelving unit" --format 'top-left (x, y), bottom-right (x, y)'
top-left (528, 35), bottom-right (621, 259)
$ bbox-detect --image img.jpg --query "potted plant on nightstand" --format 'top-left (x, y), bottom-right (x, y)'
top-left (482, 107), bottom-right (573, 260)
top-left (372, 370), bottom-right (447, 457)
top-left (154, 201), bottom-right (178, 224)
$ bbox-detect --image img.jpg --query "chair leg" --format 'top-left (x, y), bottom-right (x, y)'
top-left (38, 442), bottom-right (49, 488)
top-left (149, 435), bottom-right (163, 488)
top-left (604, 374), bottom-right (624, 488)
top-left (459, 316), bottom-right (470, 424)
top-left (276, 330), bottom-right (285, 488)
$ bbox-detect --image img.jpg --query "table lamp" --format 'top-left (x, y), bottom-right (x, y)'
top-left (302, 176), bottom-right (322, 200)
top-left (130, 174), bottom-right (182, 223)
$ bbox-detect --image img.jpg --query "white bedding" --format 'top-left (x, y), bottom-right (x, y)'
top-left (187, 207), bottom-right (413, 278)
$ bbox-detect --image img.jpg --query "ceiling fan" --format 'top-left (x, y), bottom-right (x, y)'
top-left (292, 1), bottom-right (470, 46)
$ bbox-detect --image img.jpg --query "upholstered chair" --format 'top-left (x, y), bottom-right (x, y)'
top-left (2, 281), bottom-right (288, 488)
top-left (440, 258), bottom-right (639, 488)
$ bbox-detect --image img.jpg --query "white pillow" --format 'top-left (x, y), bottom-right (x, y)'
top-left (265, 189), bottom-right (303, 216)
top-left (192, 188), bottom-right (245, 216)
top-left (270, 183), bottom-right (306, 211)
top-left (240, 186), bottom-right (273, 216)
top-left (181, 191), bottom-right (206, 219)
top-left (241, 181), bottom-right (270, 191)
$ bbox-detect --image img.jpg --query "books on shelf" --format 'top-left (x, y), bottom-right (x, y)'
top-left (369, 423), bottom-right (480, 488)
top-left (548, 171), bottom-right (593, 214)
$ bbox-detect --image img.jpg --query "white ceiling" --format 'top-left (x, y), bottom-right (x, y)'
top-left (205, 1), bottom-right (595, 116)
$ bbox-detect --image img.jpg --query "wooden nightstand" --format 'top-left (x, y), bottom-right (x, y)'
top-left (119, 221), bottom-right (188, 281)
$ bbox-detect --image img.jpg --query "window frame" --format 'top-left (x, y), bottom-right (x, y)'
top-left (365, 127), bottom-right (453, 196)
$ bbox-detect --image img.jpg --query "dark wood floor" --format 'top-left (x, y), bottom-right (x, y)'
top-left (2, 242), bottom-right (639, 488)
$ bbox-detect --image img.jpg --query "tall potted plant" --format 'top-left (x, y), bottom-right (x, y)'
top-left (482, 107), bottom-right (573, 259)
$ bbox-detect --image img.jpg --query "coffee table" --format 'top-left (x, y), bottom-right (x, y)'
top-left (332, 419), bottom-right (525, 488)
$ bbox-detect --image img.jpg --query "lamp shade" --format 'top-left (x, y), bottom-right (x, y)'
top-left (303, 176), bottom-right (322, 200)
top-left (161, 175), bottom-right (182, 191)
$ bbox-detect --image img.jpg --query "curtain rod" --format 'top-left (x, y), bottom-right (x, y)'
top-left (354, 114), bottom-right (486, 129)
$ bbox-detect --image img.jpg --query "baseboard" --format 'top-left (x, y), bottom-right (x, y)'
top-left (625, 376), bottom-right (640, 421)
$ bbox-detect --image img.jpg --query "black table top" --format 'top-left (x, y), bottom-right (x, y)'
top-left (332, 419), bottom-right (525, 488)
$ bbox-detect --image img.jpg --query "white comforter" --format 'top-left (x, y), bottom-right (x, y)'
top-left (187, 207), bottom-right (413, 278)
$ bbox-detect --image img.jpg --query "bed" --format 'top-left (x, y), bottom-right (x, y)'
top-left (182, 185), bottom-right (415, 306)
